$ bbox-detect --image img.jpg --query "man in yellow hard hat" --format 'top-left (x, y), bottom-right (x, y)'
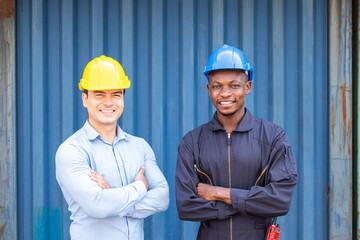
top-left (55, 55), bottom-right (169, 239)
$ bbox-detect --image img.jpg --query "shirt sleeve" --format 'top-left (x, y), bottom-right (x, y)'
top-left (175, 133), bottom-right (236, 221)
top-left (230, 130), bottom-right (298, 217)
top-left (125, 140), bottom-right (169, 219)
top-left (55, 142), bottom-right (147, 218)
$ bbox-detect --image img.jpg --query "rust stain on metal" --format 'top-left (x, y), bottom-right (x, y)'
top-left (342, 83), bottom-right (346, 141)
top-left (331, 193), bottom-right (334, 209)
top-left (330, 234), bottom-right (349, 239)
top-left (0, 0), bottom-right (14, 19)
top-left (0, 223), bottom-right (5, 233)
top-left (5, 36), bottom-right (10, 45)
top-left (331, 98), bottom-right (335, 141)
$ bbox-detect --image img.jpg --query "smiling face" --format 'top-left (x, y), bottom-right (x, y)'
top-left (207, 69), bottom-right (251, 119)
top-left (82, 89), bottom-right (124, 130)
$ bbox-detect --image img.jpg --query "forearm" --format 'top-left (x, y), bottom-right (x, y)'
top-left (176, 182), bottom-right (235, 221)
top-left (125, 181), bottom-right (169, 218)
top-left (197, 183), bottom-right (232, 205)
top-left (230, 178), bottom-right (297, 217)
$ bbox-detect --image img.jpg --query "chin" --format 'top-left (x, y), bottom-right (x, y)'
top-left (217, 109), bottom-right (240, 117)
top-left (218, 110), bottom-right (238, 117)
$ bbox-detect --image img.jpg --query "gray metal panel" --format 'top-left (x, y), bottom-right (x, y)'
top-left (0, 1), bottom-right (16, 238)
top-left (14, 0), bottom-right (333, 239)
top-left (329, 0), bottom-right (353, 239)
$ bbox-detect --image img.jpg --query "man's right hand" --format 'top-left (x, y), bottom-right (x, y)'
top-left (135, 166), bottom-right (149, 190)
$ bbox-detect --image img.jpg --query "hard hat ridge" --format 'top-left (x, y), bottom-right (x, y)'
top-left (203, 44), bottom-right (253, 81)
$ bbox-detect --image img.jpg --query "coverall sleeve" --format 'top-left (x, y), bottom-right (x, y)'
top-left (230, 130), bottom-right (298, 217)
top-left (176, 134), bottom-right (236, 221)
top-left (125, 140), bottom-right (169, 218)
top-left (56, 143), bottom-right (147, 218)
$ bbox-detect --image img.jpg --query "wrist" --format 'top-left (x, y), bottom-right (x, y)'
top-left (214, 186), bottom-right (231, 204)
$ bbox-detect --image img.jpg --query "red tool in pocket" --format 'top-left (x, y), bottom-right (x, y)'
top-left (266, 217), bottom-right (281, 240)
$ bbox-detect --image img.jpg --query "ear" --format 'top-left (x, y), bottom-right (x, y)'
top-left (245, 81), bottom-right (252, 95)
top-left (207, 84), bottom-right (211, 95)
top-left (82, 93), bottom-right (88, 108)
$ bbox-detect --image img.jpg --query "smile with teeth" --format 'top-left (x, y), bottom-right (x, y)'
top-left (219, 100), bottom-right (234, 107)
top-left (100, 109), bottom-right (115, 113)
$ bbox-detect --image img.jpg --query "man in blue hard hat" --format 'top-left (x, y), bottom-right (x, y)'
top-left (175, 44), bottom-right (298, 239)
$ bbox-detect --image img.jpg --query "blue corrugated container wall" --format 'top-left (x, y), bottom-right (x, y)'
top-left (15, 0), bottom-right (329, 239)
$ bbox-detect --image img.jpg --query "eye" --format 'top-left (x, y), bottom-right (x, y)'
top-left (211, 85), bottom-right (221, 90)
top-left (231, 84), bottom-right (241, 89)
top-left (95, 93), bottom-right (104, 97)
top-left (113, 92), bottom-right (123, 97)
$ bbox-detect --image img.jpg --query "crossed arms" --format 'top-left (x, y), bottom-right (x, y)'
top-left (56, 141), bottom-right (169, 219)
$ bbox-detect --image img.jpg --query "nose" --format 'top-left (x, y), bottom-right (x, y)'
top-left (103, 94), bottom-right (113, 105)
top-left (220, 86), bottom-right (231, 97)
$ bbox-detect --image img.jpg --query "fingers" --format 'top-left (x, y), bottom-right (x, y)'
top-left (89, 170), bottom-right (111, 189)
top-left (138, 166), bottom-right (145, 175)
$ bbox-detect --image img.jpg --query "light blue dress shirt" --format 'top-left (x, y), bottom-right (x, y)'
top-left (56, 121), bottom-right (169, 240)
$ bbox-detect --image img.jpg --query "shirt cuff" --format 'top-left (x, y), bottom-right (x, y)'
top-left (130, 180), bottom-right (147, 199)
top-left (230, 188), bottom-right (248, 216)
top-left (216, 201), bottom-right (236, 220)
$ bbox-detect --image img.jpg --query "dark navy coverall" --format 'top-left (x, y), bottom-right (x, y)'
top-left (175, 109), bottom-right (298, 240)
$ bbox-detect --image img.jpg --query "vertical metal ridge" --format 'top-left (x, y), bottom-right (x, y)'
top-left (301, 0), bottom-right (316, 239)
top-left (271, 0), bottom-right (285, 127)
top-left (31, 0), bottom-right (46, 238)
top-left (150, 0), bottom-right (166, 239)
top-left (121, 0), bottom-right (135, 134)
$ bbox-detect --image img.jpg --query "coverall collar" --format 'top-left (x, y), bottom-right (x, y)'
top-left (210, 108), bottom-right (254, 132)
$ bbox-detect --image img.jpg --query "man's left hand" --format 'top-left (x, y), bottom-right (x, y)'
top-left (89, 170), bottom-right (111, 189)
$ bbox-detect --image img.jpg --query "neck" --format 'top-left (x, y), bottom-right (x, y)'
top-left (88, 120), bottom-right (117, 144)
top-left (217, 108), bottom-right (245, 133)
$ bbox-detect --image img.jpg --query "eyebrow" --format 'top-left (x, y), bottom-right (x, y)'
top-left (210, 80), bottom-right (242, 84)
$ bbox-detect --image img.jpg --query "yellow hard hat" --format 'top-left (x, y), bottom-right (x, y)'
top-left (79, 55), bottom-right (131, 91)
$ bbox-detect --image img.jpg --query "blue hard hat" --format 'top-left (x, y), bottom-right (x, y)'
top-left (203, 44), bottom-right (253, 81)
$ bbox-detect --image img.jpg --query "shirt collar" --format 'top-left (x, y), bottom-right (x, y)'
top-left (83, 120), bottom-right (127, 143)
top-left (210, 108), bottom-right (254, 132)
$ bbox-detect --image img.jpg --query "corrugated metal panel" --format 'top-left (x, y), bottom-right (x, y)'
top-left (329, 0), bottom-right (353, 239)
top-left (15, 0), bottom-right (330, 239)
top-left (356, 0), bottom-right (360, 238)
top-left (0, 0), bottom-right (17, 238)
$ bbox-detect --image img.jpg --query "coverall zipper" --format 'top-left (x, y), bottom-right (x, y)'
top-left (194, 164), bottom-right (213, 185)
top-left (227, 132), bottom-right (232, 240)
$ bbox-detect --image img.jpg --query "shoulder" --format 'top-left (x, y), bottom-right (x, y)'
top-left (56, 128), bottom-right (89, 158)
top-left (251, 116), bottom-right (288, 146)
top-left (123, 133), bottom-right (154, 152)
top-left (124, 132), bottom-right (148, 145)
top-left (181, 122), bottom-right (212, 144)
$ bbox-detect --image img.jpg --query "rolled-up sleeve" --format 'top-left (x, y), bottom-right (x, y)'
top-left (230, 133), bottom-right (298, 217)
top-left (56, 143), bottom-right (147, 218)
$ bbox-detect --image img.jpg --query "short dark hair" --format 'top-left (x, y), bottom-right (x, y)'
top-left (83, 89), bottom-right (126, 95)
